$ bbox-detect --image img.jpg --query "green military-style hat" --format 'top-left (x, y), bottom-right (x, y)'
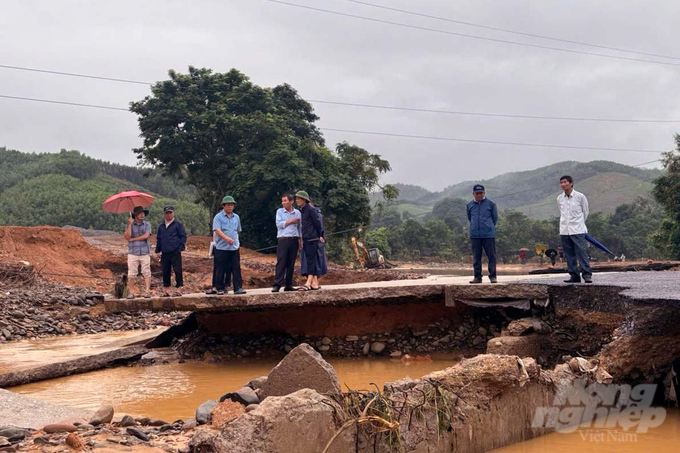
top-left (221, 195), bottom-right (236, 204)
top-left (295, 190), bottom-right (310, 202)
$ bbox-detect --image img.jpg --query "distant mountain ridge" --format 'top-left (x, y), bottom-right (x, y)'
top-left (380, 160), bottom-right (662, 219)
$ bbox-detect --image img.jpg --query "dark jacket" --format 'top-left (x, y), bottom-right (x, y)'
top-left (300, 202), bottom-right (322, 241)
top-left (155, 220), bottom-right (187, 253)
top-left (467, 198), bottom-right (498, 238)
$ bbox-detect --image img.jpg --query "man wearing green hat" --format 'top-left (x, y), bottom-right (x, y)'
top-left (295, 190), bottom-right (324, 291)
top-left (207, 195), bottom-right (246, 295)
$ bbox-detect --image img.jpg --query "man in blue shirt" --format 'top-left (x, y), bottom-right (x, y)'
top-left (155, 205), bottom-right (187, 296)
top-left (466, 184), bottom-right (499, 284)
top-left (207, 196), bottom-right (246, 295)
top-left (273, 193), bottom-right (302, 292)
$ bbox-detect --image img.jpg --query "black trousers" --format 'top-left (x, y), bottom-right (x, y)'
top-left (560, 234), bottom-right (593, 280)
top-left (471, 238), bottom-right (497, 279)
top-left (274, 237), bottom-right (299, 288)
top-left (214, 249), bottom-right (243, 291)
top-left (161, 250), bottom-right (183, 287)
top-left (303, 240), bottom-right (319, 276)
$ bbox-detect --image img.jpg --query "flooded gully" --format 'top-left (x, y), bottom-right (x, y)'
top-left (9, 356), bottom-right (458, 421)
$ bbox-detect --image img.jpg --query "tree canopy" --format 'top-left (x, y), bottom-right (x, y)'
top-left (130, 67), bottom-right (396, 255)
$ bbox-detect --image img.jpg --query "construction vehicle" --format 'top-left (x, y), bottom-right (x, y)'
top-left (351, 237), bottom-right (388, 269)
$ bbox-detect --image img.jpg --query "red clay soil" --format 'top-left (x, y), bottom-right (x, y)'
top-left (0, 226), bottom-right (119, 289)
top-left (0, 227), bottom-right (420, 294)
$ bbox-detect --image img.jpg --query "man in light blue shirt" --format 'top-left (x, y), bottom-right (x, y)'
top-left (206, 195), bottom-right (246, 295)
top-left (272, 193), bottom-right (302, 292)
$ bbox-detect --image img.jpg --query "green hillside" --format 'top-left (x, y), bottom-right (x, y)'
top-left (516, 173), bottom-right (654, 220)
top-left (387, 161), bottom-right (662, 218)
top-left (0, 148), bottom-right (209, 234)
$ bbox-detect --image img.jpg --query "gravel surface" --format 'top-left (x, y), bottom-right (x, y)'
top-left (517, 271), bottom-right (680, 302)
top-left (0, 389), bottom-right (91, 429)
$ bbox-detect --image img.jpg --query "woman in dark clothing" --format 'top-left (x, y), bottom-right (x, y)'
top-left (300, 205), bottom-right (328, 283)
top-left (295, 190), bottom-right (324, 290)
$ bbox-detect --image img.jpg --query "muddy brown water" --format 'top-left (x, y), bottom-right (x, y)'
top-left (9, 357), bottom-right (459, 421)
top-left (491, 409), bottom-right (679, 452)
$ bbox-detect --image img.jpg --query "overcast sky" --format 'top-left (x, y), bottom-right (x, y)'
top-left (1, 0), bottom-right (678, 191)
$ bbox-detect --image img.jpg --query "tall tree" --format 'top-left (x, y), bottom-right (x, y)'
top-left (130, 67), bottom-right (395, 252)
top-left (651, 142), bottom-right (680, 258)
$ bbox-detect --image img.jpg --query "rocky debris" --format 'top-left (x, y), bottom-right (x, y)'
top-left (0, 280), bottom-right (185, 344)
top-left (505, 317), bottom-right (551, 336)
top-left (196, 400), bottom-right (218, 425)
top-left (126, 427), bottom-right (150, 441)
top-left (89, 406), bottom-right (114, 426)
top-left (370, 341), bottom-right (386, 354)
top-left (0, 428), bottom-right (29, 443)
top-left (42, 423), bottom-right (77, 433)
top-left (183, 419), bottom-right (197, 431)
top-left (191, 389), bottom-right (350, 453)
top-left (245, 376), bottom-right (267, 390)
top-left (65, 432), bottom-right (84, 450)
top-left (175, 312), bottom-right (507, 360)
top-left (259, 343), bottom-right (341, 400)
top-left (211, 400), bottom-right (245, 429)
top-left (119, 415), bottom-right (136, 427)
top-left (220, 387), bottom-right (259, 406)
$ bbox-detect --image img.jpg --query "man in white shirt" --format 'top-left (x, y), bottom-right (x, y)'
top-left (557, 175), bottom-right (593, 283)
top-left (272, 193), bottom-right (302, 292)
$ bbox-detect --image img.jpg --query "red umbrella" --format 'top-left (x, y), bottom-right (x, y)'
top-left (519, 247), bottom-right (530, 252)
top-left (102, 191), bottom-right (155, 214)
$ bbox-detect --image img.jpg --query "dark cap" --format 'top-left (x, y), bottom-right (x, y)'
top-left (473, 184), bottom-right (485, 192)
top-left (163, 205), bottom-right (175, 213)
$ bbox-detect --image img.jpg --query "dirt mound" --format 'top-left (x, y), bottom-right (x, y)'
top-left (0, 226), bottom-right (121, 288)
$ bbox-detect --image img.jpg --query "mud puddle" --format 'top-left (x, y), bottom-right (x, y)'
top-left (10, 356), bottom-right (458, 421)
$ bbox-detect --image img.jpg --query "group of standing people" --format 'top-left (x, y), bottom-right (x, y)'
top-left (124, 204), bottom-right (187, 299)
top-left (204, 190), bottom-right (327, 295)
top-left (467, 175), bottom-right (592, 284)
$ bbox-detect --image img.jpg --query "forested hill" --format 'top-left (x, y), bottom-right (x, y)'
top-left (0, 147), bottom-right (209, 234)
top-left (385, 160), bottom-right (662, 215)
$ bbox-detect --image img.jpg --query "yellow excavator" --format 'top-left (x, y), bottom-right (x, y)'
top-left (351, 237), bottom-right (388, 269)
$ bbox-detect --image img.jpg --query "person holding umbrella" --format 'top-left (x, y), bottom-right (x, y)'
top-left (155, 205), bottom-right (187, 296)
top-left (557, 175), bottom-right (593, 283)
top-left (124, 206), bottom-right (152, 299)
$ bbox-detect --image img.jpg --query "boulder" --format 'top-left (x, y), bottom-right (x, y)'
top-left (89, 406), bottom-right (114, 426)
top-left (505, 318), bottom-right (551, 336)
top-left (182, 418), bottom-right (197, 431)
top-left (486, 334), bottom-right (542, 359)
top-left (190, 389), bottom-right (352, 453)
top-left (195, 400), bottom-right (218, 425)
top-left (220, 387), bottom-right (259, 406)
top-left (259, 343), bottom-right (341, 400)
top-left (211, 400), bottom-right (245, 429)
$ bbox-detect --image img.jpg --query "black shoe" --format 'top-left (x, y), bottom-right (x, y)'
top-left (563, 278), bottom-right (581, 283)
top-left (272, 285), bottom-right (281, 293)
top-left (583, 278), bottom-right (593, 284)
top-left (469, 278), bottom-right (483, 284)
top-left (489, 276), bottom-right (497, 284)
top-left (283, 286), bottom-right (296, 292)
top-left (233, 288), bottom-right (247, 295)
